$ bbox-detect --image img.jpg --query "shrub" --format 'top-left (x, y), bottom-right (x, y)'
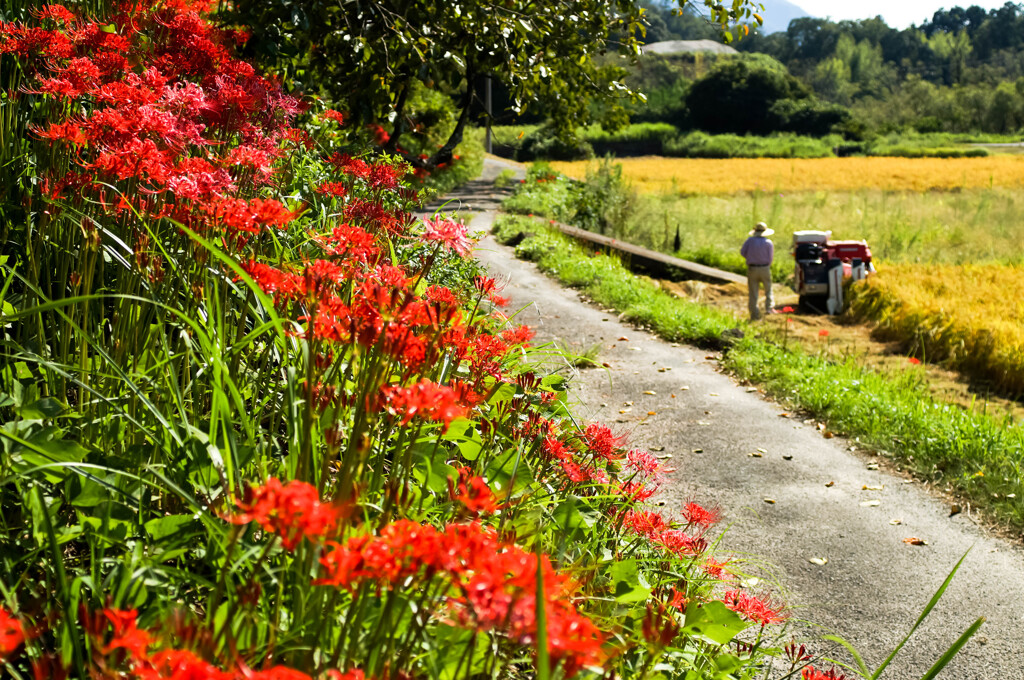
top-left (516, 125), bottom-right (595, 161)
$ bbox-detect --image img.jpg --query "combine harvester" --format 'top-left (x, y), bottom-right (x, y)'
top-left (792, 231), bottom-right (874, 314)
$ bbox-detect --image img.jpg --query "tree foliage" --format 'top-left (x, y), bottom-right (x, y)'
top-left (225, 0), bottom-right (763, 166)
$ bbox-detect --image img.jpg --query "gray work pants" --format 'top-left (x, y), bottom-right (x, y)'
top-left (747, 265), bottom-right (774, 320)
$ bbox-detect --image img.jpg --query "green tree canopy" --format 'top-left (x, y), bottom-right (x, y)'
top-left (684, 54), bottom-right (811, 134)
top-left (226, 0), bottom-right (763, 167)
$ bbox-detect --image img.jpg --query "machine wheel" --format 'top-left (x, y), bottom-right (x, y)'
top-left (798, 295), bottom-right (828, 314)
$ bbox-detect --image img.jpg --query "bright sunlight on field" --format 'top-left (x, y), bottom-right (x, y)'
top-left (549, 156), bottom-right (1024, 195)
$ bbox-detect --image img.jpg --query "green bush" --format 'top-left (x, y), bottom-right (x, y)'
top-left (572, 157), bottom-right (636, 235)
top-left (515, 125), bottom-right (595, 161)
top-left (664, 131), bottom-right (837, 158)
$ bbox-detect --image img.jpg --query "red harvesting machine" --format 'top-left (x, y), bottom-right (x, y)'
top-left (791, 231), bottom-right (874, 314)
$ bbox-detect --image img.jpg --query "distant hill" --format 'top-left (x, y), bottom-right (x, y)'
top-left (758, 0), bottom-right (812, 34)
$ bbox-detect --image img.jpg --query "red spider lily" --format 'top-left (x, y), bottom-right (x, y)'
top-left (229, 478), bottom-right (344, 550)
top-left (722, 590), bottom-right (787, 626)
top-left (620, 510), bottom-right (669, 538)
top-left (367, 163), bottom-right (403, 191)
top-left (0, 609), bottom-right (24, 660)
top-left (624, 449), bottom-right (665, 484)
top-left (315, 520), bottom-right (604, 676)
top-left (681, 501), bottom-right (721, 528)
top-left (656, 529), bottom-right (707, 558)
top-left (321, 224), bottom-right (380, 264)
top-left (421, 216), bottom-right (472, 257)
top-left (785, 640), bottom-right (813, 665)
top-left (818, 329), bottom-right (829, 338)
top-left (781, 306), bottom-right (795, 313)
top-left (322, 109), bottom-right (345, 125)
top-left (802, 666), bottom-right (847, 680)
top-left (667, 586), bottom-right (688, 611)
top-left (316, 182), bottom-right (348, 199)
top-left (500, 324), bottom-right (535, 346)
top-left (448, 467), bottom-right (500, 514)
top-left (642, 602), bottom-right (681, 648)
top-left (583, 423), bottom-right (625, 461)
top-left (375, 379), bottom-right (471, 430)
top-left (908, 357), bottom-right (921, 365)
top-left (701, 557), bottom-right (732, 580)
top-left (98, 608), bottom-right (152, 657)
top-left (329, 153), bottom-right (371, 179)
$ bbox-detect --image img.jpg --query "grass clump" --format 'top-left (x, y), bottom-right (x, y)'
top-left (494, 213), bottom-right (1024, 532)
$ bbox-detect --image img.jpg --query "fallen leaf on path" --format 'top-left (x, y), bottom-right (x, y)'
top-left (782, 454), bottom-right (793, 460)
top-left (746, 387), bottom-right (758, 393)
top-left (679, 386), bottom-right (690, 391)
top-left (623, 401), bottom-right (633, 406)
top-left (862, 485), bottom-right (884, 491)
top-left (889, 519), bottom-right (902, 525)
top-left (808, 557), bottom-right (828, 566)
top-left (650, 446), bottom-right (665, 452)
top-left (602, 362), bottom-right (611, 368)
top-left (779, 412), bottom-right (790, 417)
top-left (629, 347), bottom-right (642, 351)
top-left (670, 394), bottom-right (676, 398)
top-left (756, 447), bottom-right (768, 454)
top-left (705, 355), bottom-right (716, 360)
top-left (763, 498), bottom-right (776, 504)
top-left (643, 390), bottom-right (656, 395)
top-left (692, 448), bottom-right (703, 453)
top-left (619, 409), bottom-right (632, 414)
top-left (825, 481), bottom-right (835, 487)
top-left (749, 452), bottom-right (763, 458)
top-left (860, 500), bottom-right (881, 507)
top-left (823, 431), bottom-right (835, 439)
top-left (647, 411), bottom-right (656, 416)
top-left (866, 463), bottom-right (879, 470)
top-left (709, 392), bottom-right (719, 396)
top-left (697, 420), bottom-right (711, 426)
top-left (617, 336), bottom-right (629, 341)
top-left (817, 423), bottom-right (826, 431)
top-left (903, 537), bottom-right (929, 546)
top-left (950, 504), bottom-right (962, 517)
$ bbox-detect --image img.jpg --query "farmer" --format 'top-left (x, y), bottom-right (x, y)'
top-left (740, 221), bottom-right (775, 320)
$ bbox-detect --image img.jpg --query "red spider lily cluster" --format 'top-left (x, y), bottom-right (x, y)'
top-left (723, 589), bottom-right (788, 627)
top-left (0, 1), bottom-right (799, 678)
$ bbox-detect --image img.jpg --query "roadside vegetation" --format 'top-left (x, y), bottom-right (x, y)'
top-left (492, 214), bottom-right (1024, 536)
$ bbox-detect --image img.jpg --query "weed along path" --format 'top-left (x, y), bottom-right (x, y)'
top-left (461, 171), bottom-right (1024, 679)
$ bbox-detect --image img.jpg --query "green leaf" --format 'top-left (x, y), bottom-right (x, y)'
top-left (21, 397), bottom-right (65, 419)
top-left (145, 514), bottom-right (198, 541)
top-left (918, 617), bottom-right (985, 680)
top-left (870, 548), bottom-right (973, 679)
top-left (608, 559), bottom-right (651, 603)
top-left (683, 601), bottom-right (747, 646)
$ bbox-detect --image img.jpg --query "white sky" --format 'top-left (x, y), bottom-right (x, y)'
top-left (793, 0), bottom-right (1014, 29)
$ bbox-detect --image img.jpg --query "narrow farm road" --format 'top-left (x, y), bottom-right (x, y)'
top-left (463, 159), bottom-right (1024, 679)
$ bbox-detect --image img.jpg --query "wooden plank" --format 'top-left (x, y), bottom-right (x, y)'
top-left (541, 219), bottom-right (747, 286)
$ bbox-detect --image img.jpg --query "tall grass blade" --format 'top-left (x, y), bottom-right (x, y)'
top-left (870, 548), bottom-right (972, 679)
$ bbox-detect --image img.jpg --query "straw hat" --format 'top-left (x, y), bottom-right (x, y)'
top-left (749, 221), bottom-right (775, 236)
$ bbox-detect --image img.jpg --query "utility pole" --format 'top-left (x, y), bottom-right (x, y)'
top-left (485, 76), bottom-right (493, 155)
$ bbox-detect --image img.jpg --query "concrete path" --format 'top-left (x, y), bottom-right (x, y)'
top-left (462, 160), bottom-right (1024, 679)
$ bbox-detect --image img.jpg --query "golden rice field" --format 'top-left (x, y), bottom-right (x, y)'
top-left (847, 263), bottom-right (1024, 394)
top-left (549, 156), bottom-right (1024, 195)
